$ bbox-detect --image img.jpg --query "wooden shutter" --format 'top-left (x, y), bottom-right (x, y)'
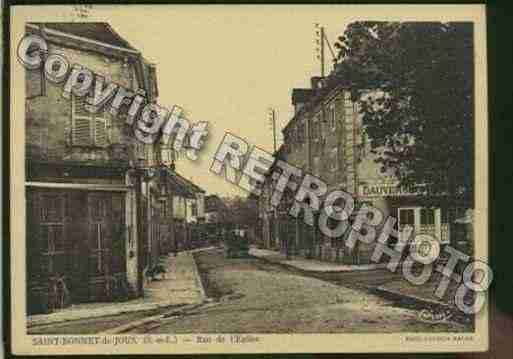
top-left (72, 95), bottom-right (93, 146)
top-left (72, 95), bottom-right (109, 147)
top-left (94, 118), bottom-right (108, 147)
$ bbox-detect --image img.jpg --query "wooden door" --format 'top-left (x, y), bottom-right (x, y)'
top-left (87, 193), bottom-right (113, 301)
top-left (38, 191), bottom-right (72, 310)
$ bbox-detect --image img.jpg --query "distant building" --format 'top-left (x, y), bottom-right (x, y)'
top-left (204, 195), bottom-right (228, 224)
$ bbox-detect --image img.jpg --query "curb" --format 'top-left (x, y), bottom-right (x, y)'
top-left (28, 251), bottom-right (210, 329)
top-left (250, 251), bottom-right (399, 274)
top-left (373, 286), bottom-right (452, 309)
top-left (100, 251), bottom-right (210, 335)
top-left (372, 286), bottom-right (473, 326)
top-left (27, 300), bottom-right (195, 329)
top-left (98, 303), bottom-right (205, 335)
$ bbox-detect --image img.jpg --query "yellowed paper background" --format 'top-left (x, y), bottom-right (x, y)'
top-left (10, 4), bottom-right (488, 355)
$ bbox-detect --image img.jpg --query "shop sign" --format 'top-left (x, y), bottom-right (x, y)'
top-left (358, 183), bottom-right (427, 197)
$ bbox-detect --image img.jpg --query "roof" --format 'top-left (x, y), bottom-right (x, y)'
top-left (291, 88), bottom-right (315, 105)
top-left (177, 173), bottom-right (205, 194)
top-left (28, 22), bottom-right (158, 102)
top-left (205, 195), bottom-right (227, 212)
top-left (29, 22), bottom-right (136, 50)
top-left (165, 168), bottom-right (205, 197)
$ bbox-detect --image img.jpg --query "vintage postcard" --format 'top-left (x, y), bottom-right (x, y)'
top-left (8, 3), bottom-right (489, 355)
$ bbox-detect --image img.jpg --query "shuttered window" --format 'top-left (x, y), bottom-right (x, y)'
top-left (72, 95), bottom-right (109, 147)
top-left (161, 147), bottom-right (174, 165)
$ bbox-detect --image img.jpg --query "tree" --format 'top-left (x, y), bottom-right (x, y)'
top-left (221, 195), bottom-right (259, 230)
top-left (334, 22), bottom-right (474, 209)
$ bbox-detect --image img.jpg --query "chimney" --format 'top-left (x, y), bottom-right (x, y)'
top-left (292, 88), bottom-right (314, 115)
top-left (310, 76), bottom-right (325, 90)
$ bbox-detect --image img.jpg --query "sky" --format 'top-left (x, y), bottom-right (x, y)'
top-left (14, 5), bottom-right (486, 198)
top-left (23, 5), bottom-right (351, 196)
top-left (83, 5), bottom-right (352, 197)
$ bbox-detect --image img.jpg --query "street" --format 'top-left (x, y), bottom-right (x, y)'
top-left (127, 248), bottom-right (471, 333)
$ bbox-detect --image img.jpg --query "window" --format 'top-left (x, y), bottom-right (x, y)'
top-left (146, 144), bottom-right (156, 166)
top-left (298, 121), bottom-right (305, 143)
top-left (135, 141), bottom-right (146, 161)
top-left (39, 194), bottom-right (66, 275)
top-left (399, 208), bottom-right (415, 226)
top-left (312, 116), bottom-right (321, 142)
top-left (421, 208), bottom-right (435, 225)
top-left (191, 202), bottom-right (198, 217)
top-left (330, 148), bottom-right (338, 171)
top-left (313, 156), bottom-right (321, 176)
top-left (290, 127), bottom-right (296, 144)
top-left (88, 196), bottom-right (109, 275)
top-left (72, 95), bottom-right (109, 147)
top-left (160, 144), bottom-right (175, 165)
top-left (329, 105), bottom-right (336, 131)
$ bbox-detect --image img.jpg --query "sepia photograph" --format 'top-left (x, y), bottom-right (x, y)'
top-left (8, 3), bottom-right (489, 355)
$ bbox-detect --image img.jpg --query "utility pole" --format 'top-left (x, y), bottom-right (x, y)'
top-left (266, 107), bottom-right (279, 252)
top-left (315, 23), bottom-right (337, 78)
top-left (267, 108), bottom-right (277, 153)
top-left (315, 23), bottom-right (325, 77)
top-left (321, 26), bottom-right (325, 77)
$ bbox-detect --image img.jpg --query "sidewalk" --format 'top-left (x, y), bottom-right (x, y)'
top-left (249, 247), bottom-right (398, 272)
top-left (27, 251), bottom-right (206, 328)
top-left (250, 247), bottom-right (462, 311)
top-left (374, 272), bottom-right (462, 309)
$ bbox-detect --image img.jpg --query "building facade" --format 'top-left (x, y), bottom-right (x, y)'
top-left (25, 23), bottom-right (165, 314)
top-left (259, 75), bottom-right (467, 264)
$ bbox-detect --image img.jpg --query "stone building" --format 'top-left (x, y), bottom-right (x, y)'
top-left (258, 75), bottom-right (465, 264)
top-left (24, 22), bottom-right (173, 314)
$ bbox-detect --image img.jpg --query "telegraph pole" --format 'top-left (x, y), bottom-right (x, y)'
top-left (315, 24), bottom-right (325, 77)
top-left (315, 23), bottom-right (337, 78)
top-left (267, 108), bottom-right (277, 153)
top-left (266, 107), bottom-right (279, 253)
top-left (321, 26), bottom-right (325, 77)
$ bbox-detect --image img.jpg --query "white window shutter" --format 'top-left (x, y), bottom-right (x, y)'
top-left (72, 95), bottom-right (93, 146)
top-left (94, 118), bottom-right (108, 147)
top-left (73, 118), bottom-right (92, 146)
top-left (72, 95), bottom-right (111, 147)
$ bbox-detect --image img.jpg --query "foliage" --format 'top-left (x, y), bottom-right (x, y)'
top-left (334, 22), bottom-right (474, 208)
top-left (219, 195), bottom-right (259, 229)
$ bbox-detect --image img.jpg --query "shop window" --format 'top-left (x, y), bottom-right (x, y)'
top-left (399, 208), bottom-right (415, 225)
top-left (421, 208), bottom-right (435, 225)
